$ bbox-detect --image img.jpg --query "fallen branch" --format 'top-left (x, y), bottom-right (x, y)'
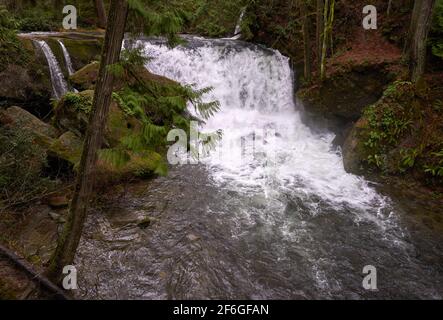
top-left (0, 244), bottom-right (71, 300)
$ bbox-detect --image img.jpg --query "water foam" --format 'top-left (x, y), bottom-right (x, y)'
top-left (138, 37), bottom-right (389, 216)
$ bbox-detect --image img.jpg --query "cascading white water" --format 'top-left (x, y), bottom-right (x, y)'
top-left (75, 37), bottom-right (442, 300)
top-left (34, 40), bottom-right (69, 100)
top-left (139, 37), bottom-right (389, 217)
top-left (58, 40), bottom-right (75, 76)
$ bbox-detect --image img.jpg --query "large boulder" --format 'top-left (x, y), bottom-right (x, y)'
top-left (69, 61), bottom-right (100, 91)
top-left (297, 64), bottom-right (393, 122)
top-left (48, 131), bottom-right (83, 166)
top-left (342, 117), bottom-right (370, 175)
top-left (69, 61), bottom-right (177, 91)
top-left (0, 106), bottom-right (58, 139)
top-left (53, 90), bottom-right (143, 146)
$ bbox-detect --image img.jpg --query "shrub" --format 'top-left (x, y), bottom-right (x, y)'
top-left (0, 127), bottom-right (56, 209)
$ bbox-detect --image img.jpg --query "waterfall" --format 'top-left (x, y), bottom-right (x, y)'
top-left (231, 8), bottom-right (246, 39)
top-left (139, 36), bottom-right (390, 217)
top-left (58, 40), bottom-right (75, 76)
top-left (34, 40), bottom-right (69, 100)
top-left (75, 36), bottom-right (443, 300)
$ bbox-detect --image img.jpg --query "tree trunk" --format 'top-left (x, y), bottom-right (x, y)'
top-left (408, 0), bottom-right (436, 83)
top-left (94, 0), bottom-right (108, 29)
top-left (300, 0), bottom-right (312, 82)
top-left (387, 0), bottom-right (393, 17)
top-left (320, 0), bottom-right (335, 81)
top-left (320, 0), bottom-right (329, 81)
top-left (404, 0), bottom-right (422, 55)
top-left (46, 0), bottom-right (129, 284)
top-left (316, 0), bottom-right (324, 71)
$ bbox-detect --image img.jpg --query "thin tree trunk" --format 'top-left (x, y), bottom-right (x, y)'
top-left (404, 0), bottom-right (422, 56)
top-left (46, 0), bottom-right (129, 284)
top-left (300, 0), bottom-right (312, 82)
top-left (329, 0), bottom-right (335, 56)
top-left (408, 0), bottom-right (436, 83)
top-left (316, 0), bottom-right (324, 71)
top-left (94, 0), bottom-right (108, 29)
top-left (320, 0), bottom-right (335, 81)
top-left (320, 0), bottom-right (329, 81)
top-left (387, 0), bottom-right (393, 17)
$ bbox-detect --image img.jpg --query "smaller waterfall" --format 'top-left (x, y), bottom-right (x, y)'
top-left (34, 40), bottom-right (69, 100)
top-left (231, 8), bottom-right (246, 40)
top-left (58, 40), bottom-right (75, 76)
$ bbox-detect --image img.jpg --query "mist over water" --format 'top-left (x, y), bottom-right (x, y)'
top-left (75, 37), bottom-right (443, 299)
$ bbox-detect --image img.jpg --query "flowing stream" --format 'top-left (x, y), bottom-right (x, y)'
top-left (75, 36), bottom-right (443, 299)
top-left (34, 40), bottom-right (69, 100)
top-left (58, 40), bottom-right (75, 76)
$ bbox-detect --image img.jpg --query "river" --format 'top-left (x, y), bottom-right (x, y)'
top-left (75, 36), bottom-right (443, 299)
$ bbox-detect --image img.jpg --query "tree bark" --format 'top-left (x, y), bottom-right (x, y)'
top-left (404, 0), bottom-right (422, 55)
top-left (320, 0), bottom-right (329, 81)
top-left (408, 0), bottom-right (436, 83)
top-left (316, 0), bottom-right (324, 71)
top-left (94, 0), bottom-right (108, 29)
top-left (320, 0), bottom-right (334, 81)
top-left (387, 0), bottom-right (393, 17)
top-left (300, 0), bottom-right (312, 82)
top-left (46, 0), bottom-right (129, 284)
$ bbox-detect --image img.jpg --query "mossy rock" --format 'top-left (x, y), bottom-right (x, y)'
top-left (0, 106), bottom-right (58, 139)
top-left (69, 61), bottom-right (178, 92)
top-left (342, 117), bottom-right (371, 174)
top-left (297, 65), bottom-right (392, 121)
top-left (343, 80), bottom-right (443, 187)
top-left (69, 61), bottom-right (99, 90)
top-left (97, 150), bottom-right (164, 180)
top-left (60, 38), bottom-right (102, 71)
top-left (0, 38), bottom-right (52, 110)
top-left (53, 90), bottom-right (94, 136)
top-left (54, 90), bottom-right (143, 147)
top-left (48, 131), bottom-right (83, 166)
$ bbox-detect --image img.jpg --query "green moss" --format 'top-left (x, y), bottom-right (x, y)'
top-left (69, 61), bottom-right (100, 90)
top-left (61, 38), bottom-right (102, 71)
top-left (49, 131), bottom-right (83, 167)
top-left (345, 79), bottom-right (443, 185)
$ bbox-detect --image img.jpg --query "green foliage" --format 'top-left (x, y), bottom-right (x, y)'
top-left (424, 149), bottom-right (443, 177)
top-left (363, 82), bottom-right (417, 171)
top-left (400, 148), bottom-right (420, 172)
top-left (63, 92), bottom-right (93, 114)
top-left (430, 0), bottom-right (443, 59)
top-left (101, 48), bottom-right (220, 173)
top-left (127, 0), bottom-right (185, 45)
top-left (17, 9), bottom-right (59, 32)
top-left (0, 5), bottom-right (19, 29)
top-left (0, 127), bottom-right (55, 208)
top-left (0, 6), bottom-right (29, 71)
